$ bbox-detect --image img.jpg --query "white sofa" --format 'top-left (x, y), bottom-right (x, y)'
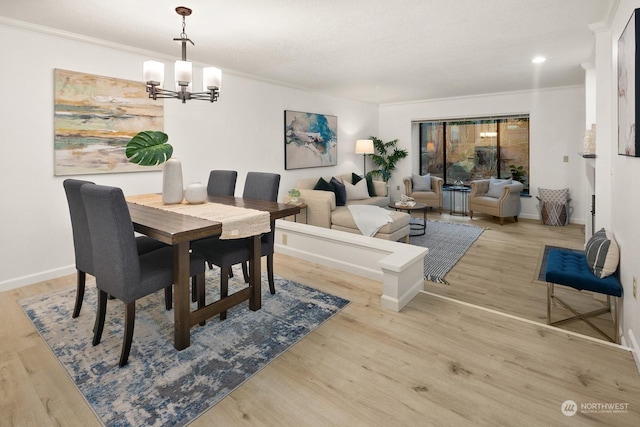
top-left (288, 173), bottom-right (410, 241)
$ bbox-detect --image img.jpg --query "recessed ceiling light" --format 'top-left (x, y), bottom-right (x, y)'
top-left (532, 56), bottom-right (547, 64)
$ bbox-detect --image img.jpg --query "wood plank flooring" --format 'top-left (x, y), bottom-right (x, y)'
top-left (1, 216), bottom-right (639, 426)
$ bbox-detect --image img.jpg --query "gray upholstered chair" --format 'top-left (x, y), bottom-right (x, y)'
top-left (403, 174), bottom-right (444, 213)
top-left (63, 179), bottom-right (167, 318)
top-left (80, 183), bottom-right (206, 366)
top-left (191, 172), bottom-right (280, 320)
top-left (207, 170), bottom-right (238, 197)
top-left (468, 178), bottom-right (524, 225)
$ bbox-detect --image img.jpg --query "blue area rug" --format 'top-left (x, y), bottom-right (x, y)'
top-left (537, 245), bottom-right (583, 281)
top-left (19, 270), bottom-right (349, 426)
top-left (409, 220), bottom-right (484, 284)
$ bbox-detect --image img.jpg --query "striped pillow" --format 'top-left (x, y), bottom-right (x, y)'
top-left (585, 228), bottom-right (619, 278)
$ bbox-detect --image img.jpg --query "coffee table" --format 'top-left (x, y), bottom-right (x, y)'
top-left (389, 202), bottom-right (428, 236)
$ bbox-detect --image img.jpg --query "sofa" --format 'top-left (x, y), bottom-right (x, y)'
top-left (287, 173), bottom-right (410, 241)
top-left (403, 174), bottom-right (444, 213)
top-left (468, 178), bottom-right (524, 224)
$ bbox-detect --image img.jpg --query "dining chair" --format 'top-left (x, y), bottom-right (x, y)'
top-left (207, 170), bottom-right (238, 196)
top-left (191, 172), bottom-right (280, 319)
top-left (80, 183), bottom-right (206, 367)
top-left (63, 179), bottom-right (167, 318)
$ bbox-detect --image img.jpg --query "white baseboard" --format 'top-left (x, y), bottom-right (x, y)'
top-left (625, 329), bottom-right (640, 375)
top-left (0, 265), bottom-right (76, 293)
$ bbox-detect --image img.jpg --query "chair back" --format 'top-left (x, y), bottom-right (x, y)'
top-left (63, 179), bottom-right (95, 274)
top-left (81, 184), bottom-right (141, 301)
top-left (207, 170), bottom-right (238, 196)
top-left (243, 172), bottom-right (280, 202)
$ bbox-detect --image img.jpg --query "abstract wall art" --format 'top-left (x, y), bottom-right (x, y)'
top-left (54, 69), bottom-right (164, 175)
top-left (618, 9), bottom-right (640, 157)
top-left (284, 110), bottom-right (337, 169)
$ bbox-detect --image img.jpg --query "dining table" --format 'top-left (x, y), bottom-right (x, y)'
top-left (126, 194), bottom-right (300, 350)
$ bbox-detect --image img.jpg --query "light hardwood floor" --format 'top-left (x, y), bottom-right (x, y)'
top-left (1, 215), bottom-right (639, 426)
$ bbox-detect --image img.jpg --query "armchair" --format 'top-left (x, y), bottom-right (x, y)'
top-left (469, 178), bottom-right (524, 225)
top-left (403, 175), bottom-right (444, 213)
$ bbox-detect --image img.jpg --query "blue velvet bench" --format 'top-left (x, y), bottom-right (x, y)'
top-left (545, 249), bottom-right (622, 343)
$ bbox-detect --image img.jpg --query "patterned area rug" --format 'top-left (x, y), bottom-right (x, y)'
top-left (409, 220), bottom-right (484, 284)
top-left (537, 245), bottom-right (583, 281)
top-left (19, 269), bottom-right (349, 426)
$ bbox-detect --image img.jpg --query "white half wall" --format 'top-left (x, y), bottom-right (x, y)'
top-left (377, 86), bottom-right (587, 223)
top-left (0, 20), bottom-right (378, 289)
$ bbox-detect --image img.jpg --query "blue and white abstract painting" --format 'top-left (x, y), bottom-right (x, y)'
top-left (285, 110), bottom-right (337, 169)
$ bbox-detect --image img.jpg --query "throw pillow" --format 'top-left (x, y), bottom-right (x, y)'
top-left (412, 173), bottom-right (431, 191)
top-left (538, 188), bottom-right (569, 204)
top-left (585, 228), bottom-right (620, 278)
top-left (330, 177), bottom-right (347, 206)
top-left (313, 177), bottom-right (333, 192)
top-left (345, 178), bottom-right (370, 200)
top-left (352, 172), bottom-right (363, 185)
top-left (486, 177), bottom-right (512, 198)
top-left (365, 175), bottom-right (377, 197)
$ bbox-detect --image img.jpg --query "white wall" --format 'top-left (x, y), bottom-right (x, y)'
top-left (0, 22), bottom-right (378, 289)
top-left (378, 87), bottom-right (587, 222)
top-left (606, 0), bottom-right (640, 364)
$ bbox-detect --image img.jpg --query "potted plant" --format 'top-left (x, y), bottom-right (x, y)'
top-left (508, 164), bottom-right (526, 183)
top-left (288, 188), bottom-right (301, 204)
top-left (126, 131), bottom-right (183, 204)
top-left (368, 136), bottom-right (408, 182)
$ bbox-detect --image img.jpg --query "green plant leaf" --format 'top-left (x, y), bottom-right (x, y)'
top-left (125, 131), bottom-right (173, 166)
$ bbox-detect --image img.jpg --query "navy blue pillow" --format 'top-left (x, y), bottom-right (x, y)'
top-left (313, 177), bottom-right (333, 192)
top-left (330, 177), bottom-right (347, 206)
top-left (365, 175), bottom-right (377, 197)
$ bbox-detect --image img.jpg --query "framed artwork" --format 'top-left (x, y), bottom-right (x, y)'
top-left (284, 110), bottom-right (337, 169)
top-left (618, 9), bottom-right (640, 157)
top-left (54, 69), bottom-right (164, 175)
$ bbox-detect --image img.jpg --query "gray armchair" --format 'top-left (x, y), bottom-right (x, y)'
top-left (469, 179), bottom-right (524, 225)
top-left (403, 175), bottom-right (444, 213)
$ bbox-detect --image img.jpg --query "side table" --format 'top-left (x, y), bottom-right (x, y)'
top-left (389, 202), bottom-right (428, 236)
top-left (444, 186), bottom-right (471, 216)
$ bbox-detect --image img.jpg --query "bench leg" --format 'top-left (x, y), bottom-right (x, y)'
top-left (547, 282), bottom-right (619, 343)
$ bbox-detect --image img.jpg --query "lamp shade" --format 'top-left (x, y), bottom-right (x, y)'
top-left (355, 139), bottom-right (374, 154)
top-left (143, 60), bottom-right (164, 86)
top-left (203, 67), bottom-right (222, 89)
top-left (175, 60), bottom-right (192, 86)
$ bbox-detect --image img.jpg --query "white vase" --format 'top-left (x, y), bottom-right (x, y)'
top-left (184, 182), bottom-right (207, 204)
top-left (162, 158), bottom-right (183, 204)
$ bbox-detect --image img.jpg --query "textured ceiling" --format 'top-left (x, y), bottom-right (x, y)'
top-left (0, 0), bottom-right (615, 104)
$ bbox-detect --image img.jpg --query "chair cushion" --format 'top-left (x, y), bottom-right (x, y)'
top-left (545, 249), bottom-right (622, 297)
top-left (412, 173), bottom-right (431, 191)
top-left (345, 179), bottom-right (370, 200)
top-left (585, 228), bottom-right (619, 278)
top-left (486, 177), bottom-right (512, 198)
top-left (330, 177), bottom-right (347, 206)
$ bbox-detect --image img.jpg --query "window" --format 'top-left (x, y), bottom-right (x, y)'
top-left (418, 115), bottom-right (529, 193)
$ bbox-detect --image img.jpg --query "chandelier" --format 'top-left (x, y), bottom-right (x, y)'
top-left (143, 6), bottom-right (221, 103)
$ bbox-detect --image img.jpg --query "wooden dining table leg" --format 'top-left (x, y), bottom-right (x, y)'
top-left (248, 234), bottom-right (262, 311)
top-left (173, 241), bottom-right (191, 350)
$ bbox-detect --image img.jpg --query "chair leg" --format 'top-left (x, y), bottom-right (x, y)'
top-left (514, 216), bottom-right (518, 222)
top-left (500, 217), bottom-right (504, 225)
top-left (92, 290), bottom-right (108, 346)
top-left (191, 275), bottom-right (198, 303)
top-left (469, 210), bottom-right (473, 219)
top-left (267, 254), bottom-right (275, 294)
top-left (119, 302), bottom-right (135, 367)
top-left (165, 286), bottom-right (172, 310)
top-left (196, 273), bottom-right (206, 326)
top-left (228, 266), bottom-right (234, 278)
top-left (241, 262), bottom-right (249, 283)
top-left (220, 269), bottom-right (229, 321)
top-left (72, 270), bottom-right (86, 318)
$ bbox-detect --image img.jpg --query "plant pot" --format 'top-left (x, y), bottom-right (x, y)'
top-left (162, 158), bottom-right (183, 204)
